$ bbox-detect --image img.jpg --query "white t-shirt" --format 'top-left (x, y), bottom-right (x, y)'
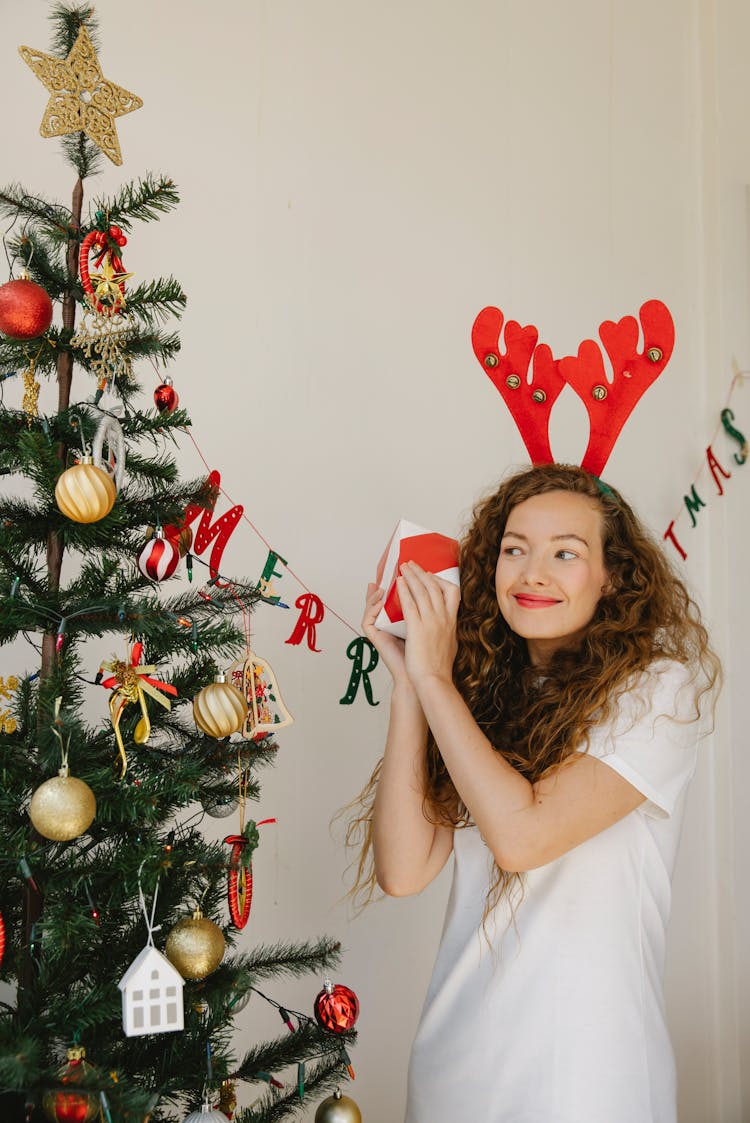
top-left (405, 659), bottom-right (702, 1123)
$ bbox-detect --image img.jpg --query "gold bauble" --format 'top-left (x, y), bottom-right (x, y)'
top-left (193, 674), bottom-right (248, 739)
top-left (314, 1090), bottom-right (362, 1123)
top-left (29, 769), bottom-right (96, 841)
top-left (165, 908), bottom-right (225, 980)
top-left (55, 457), bottom-right (116, 523)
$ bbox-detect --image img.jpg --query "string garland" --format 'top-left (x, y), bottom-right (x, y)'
top-left (662, 369), bottom-right (749, 561)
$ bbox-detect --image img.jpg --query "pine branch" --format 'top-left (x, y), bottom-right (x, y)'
top-left (49, 4), bottom-right (98, 55)
top-left (0, 187), bottom-right (71, 233)
top-left (237, 1057), bottom-right (355, 1123)
top-left (123, 278), bottom-right (188, 328)
top-left (236, 939), bottom-right (343, 983)
top-left (93, 176), bottom-right (181, 230)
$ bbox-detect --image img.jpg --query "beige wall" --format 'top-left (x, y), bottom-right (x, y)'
top-left (1, 1), bottom-right (747, 1118)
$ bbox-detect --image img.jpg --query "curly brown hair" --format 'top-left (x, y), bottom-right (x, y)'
top-left (346, 464), bottom-right (721, 908)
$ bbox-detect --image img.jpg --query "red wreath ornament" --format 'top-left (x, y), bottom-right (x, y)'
top-left (79, 224), bottom-right (129, 315)
top-left (223, 818), bottom-right (275, 929)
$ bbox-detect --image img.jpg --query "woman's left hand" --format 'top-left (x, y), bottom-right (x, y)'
top-left (397, 561), bottom-right (460, 688)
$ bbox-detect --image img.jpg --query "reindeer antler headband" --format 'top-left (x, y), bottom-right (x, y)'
top-left (471, 300), bottom-right (675, 475)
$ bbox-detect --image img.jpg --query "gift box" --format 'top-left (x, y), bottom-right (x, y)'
top-left (374, 519), bottom-right (460, 638)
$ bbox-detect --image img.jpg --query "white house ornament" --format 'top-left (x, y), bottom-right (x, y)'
top-left (19, 25), bottom-right (143, 166)
top-left (118, 944), bottom-right (184, 1036)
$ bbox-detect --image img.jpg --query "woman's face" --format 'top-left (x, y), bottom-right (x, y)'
top-left (494, 490), bottom-right (609, 666)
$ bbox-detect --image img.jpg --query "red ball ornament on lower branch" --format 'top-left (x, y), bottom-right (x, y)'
top-left (0, 277), bottom-right (53, 340)
top-left (313, 980), bottom-right (360, 1034)
top-left (42, 1045), bottom-right (99, 1123)
top-left (137, 528), bottom-right (180, 581)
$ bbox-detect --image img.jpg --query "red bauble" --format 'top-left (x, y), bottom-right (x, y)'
top-left (313, 981), bottom-right (360, 1034)
top-left (0, 910), bottom-right (5, 967)
top-left (42, 1047), bottom-right (98, 1123)
top-left (0, 278), bottom-right (53, 340)
top-left (137, 530), bottom-right (180, 581)
top-left (154, 379), bottom-right (179, 413)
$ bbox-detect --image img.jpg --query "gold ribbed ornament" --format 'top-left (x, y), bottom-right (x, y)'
top-left (314, 1090), bottom-right (362, 1123)
top-left (29, 765), bottom-right (96, 841)
top-left (193, 674), bottom-right (248, 739)
top-left (165, 908), bottom-right (225, 980)
top-left (55, 458), bottom-right (116, 523)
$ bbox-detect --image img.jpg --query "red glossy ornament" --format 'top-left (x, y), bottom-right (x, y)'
top-left (154, 378), bottom-right (179, 413)
top-left (0, 277), bottom-right (53, 340)
top-left (137, 529), bottom-right (180, 581)
top-left (0, 910), bottom-right (5, 967)
top-left (313, 980), bottom-right (360, 1034)
top-left (42, 1046), bottom-right (98, 1123)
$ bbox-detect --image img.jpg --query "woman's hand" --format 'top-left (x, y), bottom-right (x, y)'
top-left (361, 582), bottom-right (411, 685)
top-left (397, 561), bottom-right (460, 688)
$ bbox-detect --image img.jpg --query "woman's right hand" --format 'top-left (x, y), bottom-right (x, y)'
top-left (361, 582), bottom-right (410, 685)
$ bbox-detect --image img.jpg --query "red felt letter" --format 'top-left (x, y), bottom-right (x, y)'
top-left (663, 521), bottom-right (688, 561)
top-left (183, 470), bottom-right (243, 586)
top-left (706, 445), bottom-right (731, 496)
top-left (285, 593), bottom-right (325, 652)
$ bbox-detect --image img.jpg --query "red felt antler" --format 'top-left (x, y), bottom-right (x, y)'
top-left (472, 307), bottom-right (565, 464)
top-left (559, 300), bottom-right (674, 475)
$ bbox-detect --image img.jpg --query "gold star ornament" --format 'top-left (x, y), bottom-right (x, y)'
top-left (19, 25), bottom-right (142, 166)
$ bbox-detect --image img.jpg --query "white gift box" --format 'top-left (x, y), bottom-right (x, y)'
top-left (374, 519), bottom-right (460, 638)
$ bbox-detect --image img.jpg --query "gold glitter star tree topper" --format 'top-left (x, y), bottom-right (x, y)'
top-left (19, 24), bottom-right (142, 166)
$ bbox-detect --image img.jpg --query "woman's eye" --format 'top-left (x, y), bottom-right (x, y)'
top-left (556, 549), bottom-right (578, 560)
top-left (502, 546), bottom-right (522, 557)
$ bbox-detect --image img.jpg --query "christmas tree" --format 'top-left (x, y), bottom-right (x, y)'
top-left (0, 6), bottom-right (357, 1121)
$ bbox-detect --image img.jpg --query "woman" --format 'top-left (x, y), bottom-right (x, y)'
top-left (355, 463), bottom-right (719, 1123)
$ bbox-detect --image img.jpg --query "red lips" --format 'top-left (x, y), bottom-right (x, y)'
top-left (513, 594), bottom-right (561, 608)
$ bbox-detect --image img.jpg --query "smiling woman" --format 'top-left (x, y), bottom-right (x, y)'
top-left (494, 489), bottom-right (610, 665)
top-left (351, 463), bottom-right (721, 1123)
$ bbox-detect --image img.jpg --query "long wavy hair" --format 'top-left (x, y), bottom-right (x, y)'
top-left (346, 464), bottom-right (721, 910)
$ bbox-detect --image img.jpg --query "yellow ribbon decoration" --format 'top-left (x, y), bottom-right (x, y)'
top-left (100, 657), bottom-right (174, 777)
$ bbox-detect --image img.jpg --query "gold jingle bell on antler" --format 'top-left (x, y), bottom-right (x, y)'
top-left (193, 672), bottom-right (248, 739)
top-left (314, 1089), bottom-right (362, 1123)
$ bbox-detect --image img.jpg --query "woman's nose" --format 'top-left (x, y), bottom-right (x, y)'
top-left (520, 553), bottom-right (550, 585)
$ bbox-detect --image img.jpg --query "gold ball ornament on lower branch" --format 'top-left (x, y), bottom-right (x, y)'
top-left (314, 1089), bottom-right (363, 1123)
top-left (29, 764), bottom-right (96, 841)
top-left (165, 908), bottom-right (225, 980)
top-left (54, 456), bottom-right (116, 523)
top-left (193, 673), bottom-right (248, 739)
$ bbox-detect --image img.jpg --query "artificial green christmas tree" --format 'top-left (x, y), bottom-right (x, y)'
top-left (0, 6), bottom-right (356, 1121)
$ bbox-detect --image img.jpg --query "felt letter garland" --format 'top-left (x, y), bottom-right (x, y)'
top-left (339, 638), bottom-right (379, 706)
top-left (256, 550), bottom-right (288, 605)
top-left (285, 593), bottom-right (325, 652)
top-left (706, 446), bottom-right (731, 495)
top-left (720, 408), bottom-right (748, 464)
top-left (183, 471), bottom-right (243, 585)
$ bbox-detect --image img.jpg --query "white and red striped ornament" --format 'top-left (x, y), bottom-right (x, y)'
top-left (137, 529), bottom-right (179, 582)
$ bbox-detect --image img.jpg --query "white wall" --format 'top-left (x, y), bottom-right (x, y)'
top-left (1, 1), bottom-right (747, 1119)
